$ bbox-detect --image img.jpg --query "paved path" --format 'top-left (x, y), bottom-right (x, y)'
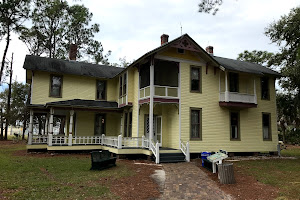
top-left (160, 162), bottom-right (233, 200)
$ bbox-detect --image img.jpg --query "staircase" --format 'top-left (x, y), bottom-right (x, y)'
top-left (158, 149), bottom-right (186, 163)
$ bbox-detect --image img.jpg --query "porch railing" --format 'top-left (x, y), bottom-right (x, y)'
top-left (139, 85), bottom-right (179, 99)
top-left (73, 136), bottom-right (102, 145)
top-left (180, 140), bottom-right (190, 162)
top-left (150, 140), bottom-right (160, 164)
top-left (32, 135), bottom-right (48, 144)
top-left (219, 92), bottom-right (256, 104)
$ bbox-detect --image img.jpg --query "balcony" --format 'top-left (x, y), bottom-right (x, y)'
top-left (140, 85), bottom-right (179, 99)
top-left (219, 92), bottom-right (257, 108)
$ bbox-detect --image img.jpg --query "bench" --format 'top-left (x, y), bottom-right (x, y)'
top-left (90, 150), bottom-right (116, 170)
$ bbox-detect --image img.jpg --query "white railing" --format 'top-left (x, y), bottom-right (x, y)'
top-left (180, 140), bottom-right (190, 162)
top-left (219, 92), bottom-right (256, 104)
top-left (150, 140), bottom-right (160, 164)
top-left (139, 85), bottom-right (179, 99)
top-left (32, 135), bottom-right (48, 144)
top-left (51, 135), bottom-right (68, 146)
top-left (102, 135), bottom-right (119, 148)
top-left (123, 137), bottom-right (142, 148)
top-left (73, 136), bottom-right (102, 145)
top-left (142, 136), bottom-right (149, 148)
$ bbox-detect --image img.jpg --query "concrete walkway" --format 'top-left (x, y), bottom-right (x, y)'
top-left (160, 162), bottom-right (233, 200)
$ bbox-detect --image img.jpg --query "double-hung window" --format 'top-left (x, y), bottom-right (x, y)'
top-left (96, 80), bottom-right (106, 100)
top-left (229, 72), bottom-right (239, 92)
top-left (50, 75), bottom-right (62, 97)
top-left (262, 113), bottom-right (272, 140)
top-left (261, 77), bottom-right (269, 100)
top-left (119, 73), bottom-right (127, 97)
top-left (190, 66), bottom-right (202, 93)
top-left (190, 108), bottom-right (202, 140)
top-left (124, 112), bottom-right (132, 137)
top-left (230, 111), bottom-right (240, 140)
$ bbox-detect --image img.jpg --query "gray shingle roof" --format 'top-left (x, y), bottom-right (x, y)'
top-left (23, 55), bottom-right (124, 79)
top-left (213, 56), bottom-right (281, 76)
top-left (45, 99), bottom-right (119, 109)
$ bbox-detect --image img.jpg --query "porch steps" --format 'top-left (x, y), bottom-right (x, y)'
top-left (159, 152), bottom-right (186, 163)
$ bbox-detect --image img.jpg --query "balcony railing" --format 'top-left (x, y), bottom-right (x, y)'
top-left (139, 85), bottom-right (179, 99)
top-left (219, 92), bottom-right (257, 104)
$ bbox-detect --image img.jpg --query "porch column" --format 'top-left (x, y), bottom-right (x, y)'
top-left (149, 59), bottom-right (154, 142)
top-left (45, 116), bottom-right (49, 135)
top-left (253, 77), bottom-right (257, 104)
top-left (48, 108), bottom-right (54, 146)
top-left (28, 110), bottom-right (34, 145)
top-left (68, 110), bottom-right (74, 146)
top-left (225, 71), bottom-right (229, 102)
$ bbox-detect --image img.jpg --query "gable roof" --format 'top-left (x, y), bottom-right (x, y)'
top-left (23, 55), bottom-right (123, 79)
top-left (213, 56), bottom-right (281, 77)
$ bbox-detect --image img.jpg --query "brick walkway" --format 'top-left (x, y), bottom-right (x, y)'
top-left (160, 162), bottom-right (233, 200)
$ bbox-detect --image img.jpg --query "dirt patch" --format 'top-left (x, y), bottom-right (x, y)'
top-left (100, 160), bottom-right (162, 200)
top-left (194, 159), bottom-right (278, 200)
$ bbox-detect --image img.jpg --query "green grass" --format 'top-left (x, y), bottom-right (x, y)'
top-left (0, 143), bottom-right (134, 200)
top-left (236, 147), bottom-right (300, 199)
top-left (281, 147), bottom-right (300, 157)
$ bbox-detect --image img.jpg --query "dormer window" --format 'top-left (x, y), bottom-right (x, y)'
top-left (177, 48), bottom-right (185, 54)
top-left (49, 75), bottom-right (62, 97)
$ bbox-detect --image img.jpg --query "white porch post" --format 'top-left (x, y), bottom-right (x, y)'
top-left (48, 108), bottom-right (54, 146)
top-left (68, 110), bottom-right (74, 146)
top-left (28, 110), bottom-right (34, 145)
top-left (45, 116), bottom-right (49, 135)
top-left (155, 142), bottom-right (160, 164)
top-left (225, 71), bottom-right (229, 102)
top-left (142, 135), bottom-right (145, 148)
top-left (118, 134), bottom-right (122, 149)
top-left (149, 59), bottom-right (154, 143)
top-left (253, 77), bottom-right (257, 104)
top-left (186, 141), bottom-right (190, 162)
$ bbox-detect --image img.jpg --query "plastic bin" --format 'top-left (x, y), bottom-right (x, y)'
top-left (201, 152), bottom-right (212, 166)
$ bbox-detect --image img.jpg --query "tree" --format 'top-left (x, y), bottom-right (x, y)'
top-left (237, 50), bottom-right (274, 67)
top-left (19, 0), bottom-right (110, 64)
top-left (0, 0), bottom-right (31, 84)
top-left (265, 7), bottom-right (300, 100)
top-left (0, 81), bottom-right (30, 139)
top-left (198, 0), bottom-right (223, 15)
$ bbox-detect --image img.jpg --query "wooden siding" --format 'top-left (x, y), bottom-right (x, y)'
top-left (31, 71), bottom-right (118, 104)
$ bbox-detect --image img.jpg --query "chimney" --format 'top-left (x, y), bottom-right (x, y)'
top-left (161, 34), bottom-right (169, 45)
top-left (206, 46), bottom-right (214, 56)
top-left (69, 44), bottom-right (77, 61)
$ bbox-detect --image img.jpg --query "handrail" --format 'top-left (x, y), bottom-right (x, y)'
top-left (180, 140), bottom-right (190, 162)
top-left (150, 140), bottom-right (160, 164)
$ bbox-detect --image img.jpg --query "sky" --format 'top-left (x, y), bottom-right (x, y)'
top-left (0, 0), bottom-right (299, 89)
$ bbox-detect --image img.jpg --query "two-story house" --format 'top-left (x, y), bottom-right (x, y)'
top-left (24, 34), bottom-right (280, 163)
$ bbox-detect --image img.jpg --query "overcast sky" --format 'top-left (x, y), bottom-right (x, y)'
top-left (0, 0), bottom-right (299, 89)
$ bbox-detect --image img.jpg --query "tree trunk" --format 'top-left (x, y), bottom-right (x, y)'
top-left (0, 25), bottom-right (10, 84)
top-left (22, 117), bottom-right (27, 140)
top-left (4, 53), bottom-right (13, 140)
top-left (0, 110), bottom-right (3, 140)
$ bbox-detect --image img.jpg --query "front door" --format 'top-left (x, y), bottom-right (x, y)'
top-left (145, 115), bottom-right (162, 146)
top-left (95, 114), bottom-right (106, 136)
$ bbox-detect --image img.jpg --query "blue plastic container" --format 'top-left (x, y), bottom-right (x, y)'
top-left (201, 152), bottom-right (212, 166)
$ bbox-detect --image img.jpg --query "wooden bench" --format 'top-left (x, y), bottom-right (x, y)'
top-left (90, 150), bottom-right (116, 170)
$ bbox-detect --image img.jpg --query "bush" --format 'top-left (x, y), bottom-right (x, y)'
top-left (286, 129), bottom-right (300, 144)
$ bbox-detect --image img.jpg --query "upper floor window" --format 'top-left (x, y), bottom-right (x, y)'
top-left (124, 112), bottom-right (132, 137)
top-left (261, 77), bottom-right (269, 100)
top-left (190, 108), bottom-right (202, 140)
top-left (191, 66), bottom-right (202, 93)
top-left (119, 73), bottom-right (127, 97)
top-left (96, 80), bottom-right (106, 100)
top-left (230, 111), bottom-right (240, 140)
top-left (262, 113), bottom-right (272, 140)
top-left (49, 75), bottom-right (62, 97)
top-left (229, 72), bottom-right (239, 92)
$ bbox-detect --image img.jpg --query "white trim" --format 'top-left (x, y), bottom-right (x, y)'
top-left (30, 73), bottom-right (33, 104)
top-left (155, 55), bottom-right (206, 66)
top-left (149, 63), bottom-right (154, 142)
top-left (126, 71), bottom-right (128, 105)
top-left (137, 70), bottom-right (140, 137)
top-left (178, 63), bottom-right (182, 149)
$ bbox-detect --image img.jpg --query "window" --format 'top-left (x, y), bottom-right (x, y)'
top-left (119, 73), bottom-right (127, 97)
top-left (124, 112), bottom-right (132, 137)
top-left (191, 66), bottom-right (201, 92)
top-left (229, 72), bottom-right (239, 92)
top-left (96, 80), bottom-right (106, 100)
top-left (261, 77), bottom-right (269, 100)
top-left (190, 108), bottom-right (202, 140)
top-left (262, 113), bottom-right (272, 140)
top-left (230, 112), bottom-right (240, 140)
top-left (95, 114), bottom-right (105, 135)
top-left (177, 48), bottom-right (185, 54)
top-left (50, 75), bottom-right (62, 97)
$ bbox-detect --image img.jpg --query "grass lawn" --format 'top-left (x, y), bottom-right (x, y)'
top-left (235, 146), bottom-right (300, 199)
top-left (0, 141), bottom-right (136, 200)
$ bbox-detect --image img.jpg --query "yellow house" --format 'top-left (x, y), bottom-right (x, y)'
top-left (24, 34), bottom-right (280, 163)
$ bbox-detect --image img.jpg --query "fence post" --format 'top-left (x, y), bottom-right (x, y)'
top-left (48, 134), bottom-right (53, 146)
top-left (142, 136), bottom-right (145, 148)
top-left (118, 135), bottom-right (122, 149)
top-left (101, 134), bottom-right (105, 145)
top-left (155, 142), bottom-right (160, 164)
top-left (68, 134), bottom-right (72, 146)
top-left (277, 144), bottom-right (281, 157)
top-left (186, 141), bottom-right (190, 162)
